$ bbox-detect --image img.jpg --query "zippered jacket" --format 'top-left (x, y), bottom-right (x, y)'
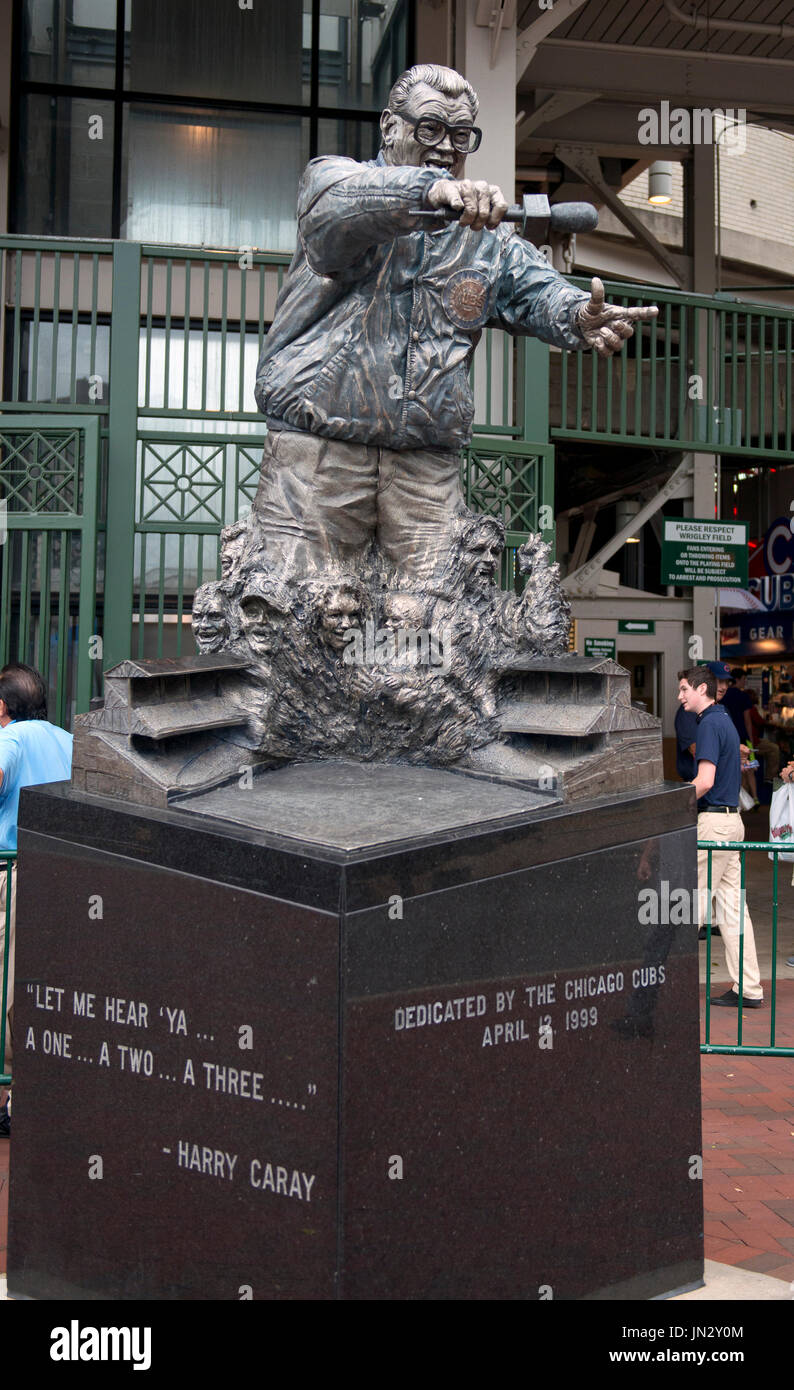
top-left (255, 152), bottom-right (590, 451)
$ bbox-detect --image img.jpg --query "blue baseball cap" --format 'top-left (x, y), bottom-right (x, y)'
top-left (706, 660), bottom-right (731, 678)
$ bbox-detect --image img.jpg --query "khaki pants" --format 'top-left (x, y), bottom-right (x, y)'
top-left (254, 430), bottom-right (466, 581)
top-left (0, 861), bottom-right (16, 1071)
top-left (697, 810), bottom-right (763, 1000)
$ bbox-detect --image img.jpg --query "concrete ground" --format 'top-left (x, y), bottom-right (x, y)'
top-left (672, 1260), bottom-right (790, 1300)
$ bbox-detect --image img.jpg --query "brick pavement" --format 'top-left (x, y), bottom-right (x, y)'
top-left (700, 978), bottom-right (794, 1285)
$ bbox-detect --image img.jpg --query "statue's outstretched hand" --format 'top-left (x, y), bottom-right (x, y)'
top-left (577, 276), bottom-right (658, 358)
top-left (427, 178), bottom-right (508, 231)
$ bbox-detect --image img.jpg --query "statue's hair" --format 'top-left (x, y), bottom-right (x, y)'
top-left (387, 64), bottom-right (478, 118)
top-left (192, 579), bottom-right (225, 612)
top-left (456, 511), bottom-right (505, 548)
top-left (300, 571), bottom-right (370, 633)
top-left (221, 519), bottom-right (248, 545)
top-left (308, 573), bottom-right (367, 610)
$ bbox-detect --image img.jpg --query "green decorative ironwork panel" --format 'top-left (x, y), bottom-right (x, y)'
top-left (0, 427), bottom-right (82, 516)
top-left (462, 437), bottom-right (555, 548)
top-left (235, 440), bottom-right (265, 510)
top-left (139, 439), bottom-right (226, 525)
top-left (0, 416), bottom-right (100, 721)
top-left (138, 434), bottom-right (265, 526)
top-left (132, 432), bottom-right (265, 661)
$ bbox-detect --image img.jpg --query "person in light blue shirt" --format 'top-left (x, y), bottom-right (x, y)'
top-left (0, 664), bottom-right (72, 852)
top-left (0, 663), bottom-right (73, 1124)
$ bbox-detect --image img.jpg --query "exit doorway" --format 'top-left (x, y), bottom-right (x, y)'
top-left (618, 650), bottom-right (660, 716)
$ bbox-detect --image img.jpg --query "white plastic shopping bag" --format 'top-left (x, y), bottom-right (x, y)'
top-left (768, 782), bottom-right (794, 862)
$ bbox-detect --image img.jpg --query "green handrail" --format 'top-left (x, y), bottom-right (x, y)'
top-left (698, 839), bottom-right (793, 1057)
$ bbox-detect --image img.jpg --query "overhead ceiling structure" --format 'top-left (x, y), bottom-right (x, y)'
top-left (508, 0), bottom-right (794, 288)
top-left (516, 0), bottom-right (794, 152)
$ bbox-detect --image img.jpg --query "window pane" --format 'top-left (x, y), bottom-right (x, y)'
top-left (124, 0), bottom-right (309, 105)
top-left (15, 95), bottom-right (114, 237)
top-left (121, 106), bottom-right (309, 252)
top-left (16, 319), bottom-right (111, 404)
top-left (20, 0), bottom-right (118, 88)
top-left (317, 118), bottom-right (380, 164)
top-left (318, 0), bottom-right (407, 110)
top-left (140, 327), bottom-right (262, 414)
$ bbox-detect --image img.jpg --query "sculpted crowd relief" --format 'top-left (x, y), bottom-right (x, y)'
top-left (193, 64), bottom-right (656, 768)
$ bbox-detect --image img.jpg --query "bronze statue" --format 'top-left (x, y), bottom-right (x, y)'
top-left (191, 64), bottom-right (658, 770)
top-left (251, 63), bottom-right (654, 581)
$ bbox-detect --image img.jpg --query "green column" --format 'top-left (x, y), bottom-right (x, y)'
top-left (517, 336), bottom-right (550, 445)
top-left (103, 241), bottom-right (141, 673)
top-left (517, 336), bottom-right (554, 556)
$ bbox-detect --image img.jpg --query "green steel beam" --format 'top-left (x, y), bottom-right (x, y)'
top-left (103, 241), bottom-right (141, 673)
top-left (76, 415), bottom-right (100, 713)
top-left (517, 336), bottom-right (551, 445)
top-left (550, 429), bottom-right (794, 459)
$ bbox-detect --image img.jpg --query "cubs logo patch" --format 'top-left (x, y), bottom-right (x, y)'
top-left (442, 270), bottom-right (491, 329)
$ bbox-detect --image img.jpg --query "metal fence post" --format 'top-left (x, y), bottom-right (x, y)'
top-left (517, 336), bottom-right (555, 556)
top-left (518, 335), bottom-right (550, 443)
top-left (698, 837), bottom-right (793, 1057)
top-left (103, 240), bottom-right (141, 673)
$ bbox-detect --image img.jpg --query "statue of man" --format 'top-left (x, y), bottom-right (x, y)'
top-left (254, 62), bottom-right (655, 583)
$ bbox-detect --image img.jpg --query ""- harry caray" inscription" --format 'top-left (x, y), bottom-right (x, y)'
top-left (173, 1140), bottom-right (316, 1201)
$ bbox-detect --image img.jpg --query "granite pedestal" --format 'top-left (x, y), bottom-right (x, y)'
top-left (8, 764), bottom-right (703, 1300)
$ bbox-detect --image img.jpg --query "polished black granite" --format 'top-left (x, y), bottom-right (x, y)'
top-left (16, 774), bottom-right (697, 912)
top-left (8, 772), bottom-right (703, 1301)
top-left (176, 762), bottom-right (553, 849)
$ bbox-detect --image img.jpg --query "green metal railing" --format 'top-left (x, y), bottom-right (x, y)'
top-left (0, 853), bottom-right (16, 1087)
top-left (3, 232), bottom-right (794, 724)
top-left (699, 839), bottom-right (793, 1057)
top-left (558, 278), bottom-right (794, 456)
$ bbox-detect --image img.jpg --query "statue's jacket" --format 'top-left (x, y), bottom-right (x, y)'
top-left (255, 153), bottom-right (591, 452)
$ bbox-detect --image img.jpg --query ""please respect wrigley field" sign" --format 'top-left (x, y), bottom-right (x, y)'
top-left (661, 518), bottom-right (748, 587)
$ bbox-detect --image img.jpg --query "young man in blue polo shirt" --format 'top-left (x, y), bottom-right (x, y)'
top-left (675, 660), bottom-right (730, 781)
top-left (0, 663), bottom-right (73, 1130)
top-left (678, 665), bottom-right (763, 1008)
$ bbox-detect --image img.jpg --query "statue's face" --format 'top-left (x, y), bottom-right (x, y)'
top-left (193, 599), bottom-right (229, 651)
top-left (241, 597), bottom-right (282, 658)
top-left (464, 531), bottom-right (502, 584)
top-left (221, 534), bottom-right (245, 580)
top-left (381, 82), bottom-right (476, 180)
top-left (320, 589), bottom-right (362, 652)
top-left (382, 595), bottom-right (424, 633)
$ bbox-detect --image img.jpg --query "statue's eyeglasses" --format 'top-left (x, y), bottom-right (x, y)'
top-left (396, 113), bottom-right (482, 154)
